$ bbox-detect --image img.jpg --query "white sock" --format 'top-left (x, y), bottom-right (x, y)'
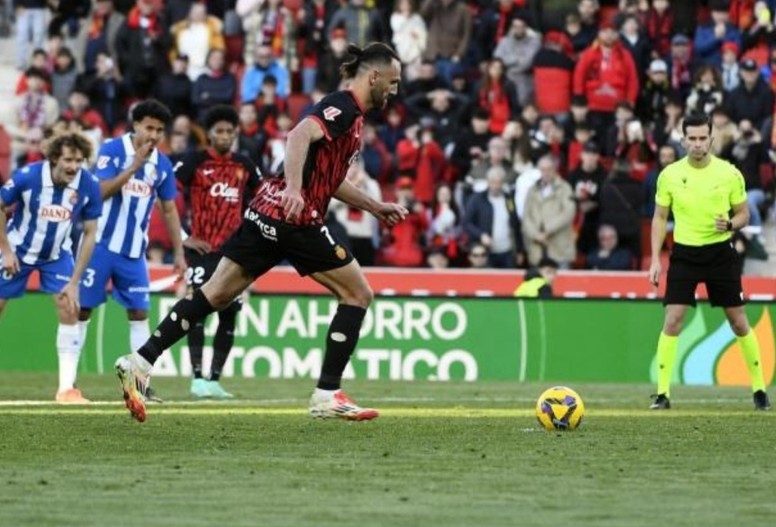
top-left (129, 319), bottom-right (150, 354)
top-left (56, 323), bottom-right (81, 392)
top-left (77, 320), bottom-right (89, 352)
top-left (314, 388), bottom-right (337, 400)
top-left (131, 352), bottom-right (154, 376)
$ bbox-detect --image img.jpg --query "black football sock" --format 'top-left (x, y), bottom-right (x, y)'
top-left (137, 289), bottom-right (216, 365)
top-left (187, 320), bottom-right (206, 379)
top-left (316, 304), bottom-right (367, 390)
top-left (210, 306), bottom-right (238, 382)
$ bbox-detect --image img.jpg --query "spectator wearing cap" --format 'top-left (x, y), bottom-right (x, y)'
top-left (463, 165), bottom-right (523, 269)
top-left (420, 0), bottom-right (472, 84)
top-left (667, 33), bottom-right (693, 99)
top-left (572, 19), bottom-right (639, 142)
top-left (522, 154), bottom-right (575, 268)
top-left (73, 0), bottom-right (125, 74)
top-left (327, 0), bottom-right (387, 48)
top-left (390, 0), bottom-right (428, 82)
top-left (636, 59), bottom-right (673, 126)
top-left (192, 49), bottom-right (237, 122)
top-left (532, 30), bottom-right (576, 117)
top-left (686, 64), bottom-right (724, 116)
top-left (694, 0), bottom-right (742, 68)
top-left (724, 57), bottom-right (775, 128)
top-left (564, 95), bottom-right (591, 139)
top-left (642, 0), bottom-right (673, 58)
top-left (568, 140), bottom-right (606, 254)
top-left (494, 13), bottom-right (541, 107)
top-left (115, 0), bottom-right (171, 98)
top-left (169, 2), bottom-right (225, 81)
top-left (720, 41), bottom-right (741, 91)
top-left (513, 257), bottom-right (558, 298)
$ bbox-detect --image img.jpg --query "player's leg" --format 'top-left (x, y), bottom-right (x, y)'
top-left (207, 299), bottom-right (241, 399)
top-left (711, 292), bottom-right (770, 410)
top-left (308, 261), bottom-right (377, 420)
top-left (651, 250), bottom-right (697, 409)
top-left (184, 252), bottom-right (215, 398)
top-left (77, 244), bottom-right (113, 362)
top-left (39, 257), bottom-right (89, 404)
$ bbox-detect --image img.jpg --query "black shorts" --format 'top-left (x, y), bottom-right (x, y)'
top-left (221, 213), bottom-right (354, 278)
top-left (664, 241), bottom-right (744, 307)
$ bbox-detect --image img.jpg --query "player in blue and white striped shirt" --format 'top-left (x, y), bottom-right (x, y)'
top-left (77, 100), bottom-right (187, 402)
top-left (0, 133), bottom-right (102, 403)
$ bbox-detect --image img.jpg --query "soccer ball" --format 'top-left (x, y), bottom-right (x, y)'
top-left (536, 386), bottom-right (585, 431)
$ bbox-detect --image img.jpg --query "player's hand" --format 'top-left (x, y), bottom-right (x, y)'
top-left (280, 188), bottom-right (305, 222)
top-left (183, 237), bottom-right (212, 255)
top-left (648, 259), bottom-right (662, 287)
top-left (372, 202), bottom-right (408, 226)
top-left (172, 251), bottom-right (187, 280)
top-left (1, 250), bottom-right (20, 276)
top-left (714, 215), bottom-right (731, 233)
top-left (131, 141), bottom-right (154, 171)
top-left (58, 282), bottom-right (80, 316)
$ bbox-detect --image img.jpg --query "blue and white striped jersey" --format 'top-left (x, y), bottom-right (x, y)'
top-left (0, 161), bottom-right (102, 265)
top-left (94, 134), bottom-right (177, 258)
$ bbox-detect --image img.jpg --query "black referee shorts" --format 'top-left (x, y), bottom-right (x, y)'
top-left (221, 212), bottom-right (354, 278)
top-left (663, 241), bottom-right (744, 308)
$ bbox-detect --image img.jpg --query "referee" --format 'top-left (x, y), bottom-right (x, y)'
top-left (648, 113), bottom-right (771, 411)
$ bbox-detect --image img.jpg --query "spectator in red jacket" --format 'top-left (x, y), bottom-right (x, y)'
top-left (642, 0), bottom-right (674, 58)
top-left (532, 30), bottom-right (575, 117)
top-left (395, 120), bottom-right (447, 205)
top-left (379, 176), bottom-right (429, 267)
top-left (572, 20), bottom-right (640, 141)
top-left (476, 58), bottom-right (519, 135)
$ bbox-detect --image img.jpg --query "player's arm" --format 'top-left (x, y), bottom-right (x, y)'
top-left (717, 201), bottom-right (749, 233)
top-left (70, 218), bottom-right (98, 287)
top-left (334, 179), bottom-right (408, 227)
top-left (0, 196), bottom-right (20, 276)
top-left (159, 199), bottom-right (187, 276)
top-left (648, 204), bottom-right (670, 286)
top-left (98, 142), bottom-right (154, 200)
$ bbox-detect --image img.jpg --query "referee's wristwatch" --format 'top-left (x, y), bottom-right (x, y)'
top-left (726, 220), bottom-right (734, 231)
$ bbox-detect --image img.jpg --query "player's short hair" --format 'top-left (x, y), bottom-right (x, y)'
top-left (682, 112), bottom-right (712, 135)
top-left (339, 42), bottom-right (400, 80)
top-left (131, 99), bottom-right (173, 126)
top-left (204, 105), bottom-right (239, 130)
top-left (45, 132), bottom-right (93, 164)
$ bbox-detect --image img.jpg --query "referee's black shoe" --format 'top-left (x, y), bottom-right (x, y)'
top-left (649, 393), bottom-right (671, 410)
top-left (753, 390), bottom-right (771, 411)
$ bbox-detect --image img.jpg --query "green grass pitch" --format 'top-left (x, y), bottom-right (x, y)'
top-left (0, 374), bottom-right (774, 527)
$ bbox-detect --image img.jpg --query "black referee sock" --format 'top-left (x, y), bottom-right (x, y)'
top-left (138, 289), bottom-right (216, 365)
top-left (210, 307), bottom-right (238, 382)
top-left (317, 304), bottom-right (367, 390)
top-left (187, 321), bottom-right (206, 379)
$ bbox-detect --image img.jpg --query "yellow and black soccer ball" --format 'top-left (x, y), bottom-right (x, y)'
top-left (536, 386), bottom-right (585, 431)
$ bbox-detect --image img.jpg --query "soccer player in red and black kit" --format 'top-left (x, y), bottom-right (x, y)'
top-left (175, 105), bottom-right (262, 399)
top-left (116, 42), bottom-right (407, 422)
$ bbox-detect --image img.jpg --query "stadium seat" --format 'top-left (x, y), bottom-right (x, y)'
top-left (287, 93), bottom-right (312, 124)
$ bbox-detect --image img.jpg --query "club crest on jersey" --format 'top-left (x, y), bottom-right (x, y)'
top-left (334, 245), bottom-right (347, 260)
top-left (323, 106), bottom-right (342, 121)
top-left (123, 179), bottom-right (153, 197)
top-left (40, 204), bottom-right (72, 222)
top-left (69, 191), bottom-right (79, 205)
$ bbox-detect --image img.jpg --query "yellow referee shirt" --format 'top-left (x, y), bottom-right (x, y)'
top-left (655, 155), bottom-right (747, 246)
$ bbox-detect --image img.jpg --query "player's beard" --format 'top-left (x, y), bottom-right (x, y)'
top-left (370, 85), bottom-right (387, 109)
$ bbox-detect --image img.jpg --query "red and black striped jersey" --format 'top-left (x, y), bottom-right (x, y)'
top-left (175, 149), bottom-right (262, 251)
top-left (248, 90), bottom-right (364, 226)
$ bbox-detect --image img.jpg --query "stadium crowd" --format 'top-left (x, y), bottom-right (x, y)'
top-left (2, 0), bottom-right (776, 271)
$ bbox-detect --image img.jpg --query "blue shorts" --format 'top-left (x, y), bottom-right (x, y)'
top-left (79, 243), bottom-right (150, 310)
top-left (0, 254), bottom-right (74, 299)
